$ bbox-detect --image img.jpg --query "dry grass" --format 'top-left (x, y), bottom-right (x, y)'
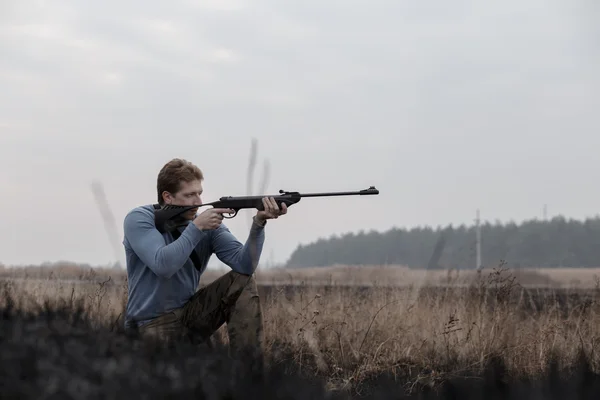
top-left (4, 261), bottom-right (600, 288)
top-left (2, 262), bottom-right (600, 395)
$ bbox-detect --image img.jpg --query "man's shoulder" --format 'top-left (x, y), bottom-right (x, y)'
top-left (124, 204), bottom-right (157, 226)
top-left (127, 204), bottom-right (154, 215)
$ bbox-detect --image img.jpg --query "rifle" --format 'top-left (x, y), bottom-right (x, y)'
top-left (154, 186), bottom-right (380, 233)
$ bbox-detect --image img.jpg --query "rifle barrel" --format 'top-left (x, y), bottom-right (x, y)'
top-left (293, 186), bottom-right (379, 198)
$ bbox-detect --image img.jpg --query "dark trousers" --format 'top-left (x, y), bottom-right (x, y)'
top-left (138, 271), bottom-right (264, 359)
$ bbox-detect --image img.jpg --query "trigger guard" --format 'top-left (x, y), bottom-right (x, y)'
top-left (223, 209), bottom-right (238, 219)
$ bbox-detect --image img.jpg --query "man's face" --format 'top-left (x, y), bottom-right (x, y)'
top-left (163, 179), bottom-right (203, 220)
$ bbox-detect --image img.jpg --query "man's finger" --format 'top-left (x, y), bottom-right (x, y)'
top-left (262, 198), bottom-right (270, 212)
top-left (212, 208), bottom-right (234, 214)
top-left (268, 197), bottom-right (279, 211)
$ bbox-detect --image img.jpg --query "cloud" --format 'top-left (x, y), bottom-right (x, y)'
top-left (182, 0), bottom-right (247, 11)
top-left (0, 0), bottom-right (598, 266)
top-left (0, 120), bottom-right (32, 132)
top-left (209, 48), bottom-right (240, 64)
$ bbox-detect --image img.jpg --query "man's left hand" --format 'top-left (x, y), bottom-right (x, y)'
top-left (255, 197), bottom-right (288, 225)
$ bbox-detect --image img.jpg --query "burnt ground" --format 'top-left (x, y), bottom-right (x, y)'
top-left (2, 290), bottom-right (600, 399)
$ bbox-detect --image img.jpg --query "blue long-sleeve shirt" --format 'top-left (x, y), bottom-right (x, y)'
top-left (122, 204), bottom-right (266, 329)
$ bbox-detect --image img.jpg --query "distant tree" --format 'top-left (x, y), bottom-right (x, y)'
top-left (284, 216), bottom-right (600, 269)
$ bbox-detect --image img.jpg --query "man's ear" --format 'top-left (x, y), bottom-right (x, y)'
top-left (162, 190), bottom-right (173, 205)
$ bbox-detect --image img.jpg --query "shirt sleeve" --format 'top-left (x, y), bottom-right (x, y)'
top-left (209, 218), bottom-right (266, 275)
top-left (123, 207), bottom-right (208, 278)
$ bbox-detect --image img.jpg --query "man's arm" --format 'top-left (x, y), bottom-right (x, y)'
top-left (124, 207), bottom-right (208, 279)
top-left (210, 217), bottom-right (266, 276)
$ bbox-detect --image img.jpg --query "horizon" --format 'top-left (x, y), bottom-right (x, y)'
top-left (2, 210), bottom-right (599, 269)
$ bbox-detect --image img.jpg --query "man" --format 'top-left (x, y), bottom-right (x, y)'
top-left (122, 158), bottom-right (287, 357)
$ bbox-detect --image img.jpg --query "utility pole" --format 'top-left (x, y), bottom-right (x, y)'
top-left (543, 204), bottom-right (547, 221)
top-left (476, 209), bottom-right (482, 270)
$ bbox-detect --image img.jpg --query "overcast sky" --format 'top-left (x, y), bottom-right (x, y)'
top-left (1, 0), bottom-right (598, 267)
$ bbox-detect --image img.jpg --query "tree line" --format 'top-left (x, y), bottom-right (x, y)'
top-left (284, 216), bottom-right (600, 269)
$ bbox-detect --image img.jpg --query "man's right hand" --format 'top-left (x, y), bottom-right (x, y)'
top-left (193, 208), bottom-right (234, 230)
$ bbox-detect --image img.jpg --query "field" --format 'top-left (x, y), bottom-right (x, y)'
top-left (3, 262), bottom-right (600, 398)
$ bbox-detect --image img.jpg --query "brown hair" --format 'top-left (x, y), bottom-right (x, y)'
top-left (156, 158), bottom-right (204, 204)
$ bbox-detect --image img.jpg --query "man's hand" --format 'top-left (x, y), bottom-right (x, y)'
top-left (193, 208), bottom-right (234, 230)
top-left (255, 197), bottom-right (288, 225)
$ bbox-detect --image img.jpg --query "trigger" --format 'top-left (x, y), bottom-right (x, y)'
top-left (223, 209), bottom-right (238, 219)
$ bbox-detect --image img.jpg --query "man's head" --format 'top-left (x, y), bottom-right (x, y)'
top-left (157, 158), bottom-right (204, 219)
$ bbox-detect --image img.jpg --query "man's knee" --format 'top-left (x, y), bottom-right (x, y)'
top-left (228, 273), bottom-right (261, 313)
top-left (230, 271), bottom-right (258, 291)
top-left (229, 270), bottom-right (254, 281)
top-left (219, 271), bottom-right (259, 307)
